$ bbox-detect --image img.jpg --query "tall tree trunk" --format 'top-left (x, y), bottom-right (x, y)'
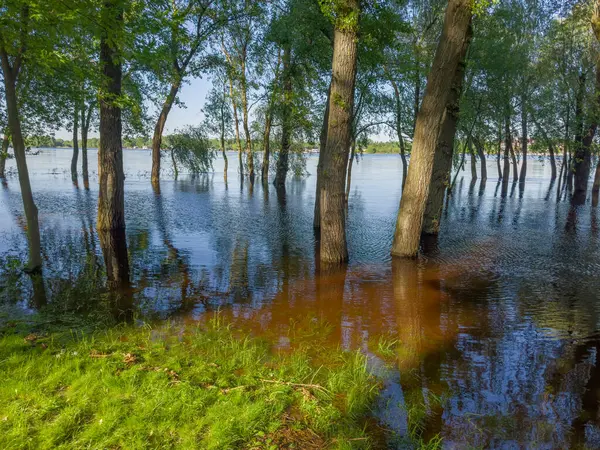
top-left (319, 8), bottom-right (359, 264)
top-left (345, 140), bottom-right (356, 203)
top-left (421, 22), bottom-right (471, 235)
top-left (413, 42), bottom-right (421, 136)
top-left (220, 100), bottom-right (228, 182)
top-left (392, 0), bottom-right (473, 258)
top-left (470, 143), bottom-right (477, 180)
top-left (570, 72), bottom-right (586, 194)
top-left (1, 26), bottom-right (42, 271)
top-left (262, 111), bottom-right (272, 183)
top-left (151, 81), bottom-right (180, 185)
top-left (98, 228), bottom-right (131, 321)
top-left (510, 137), bottom-right (518, 182)
top-left (389, 77), bottom-right (408, 190)
top-left (275, 45), bottom-right (293, 189)
top-left (474, 137), bottom-right (487, 181)
top-left (496, 120), bottom-right (502, 179)
top-left (574, 69), bottom-right (600, 203)
top-left (314, 82), bottom-right (331, 229)
top-left (241, 60), bottom-right (254, 183)
top-left (0, 130), bottom-right (8, 178)
top-left (80, 103), bottom-right (92, 189)
top-left (97, 0), bottom-right (125, 231)
top-left (519, 94), bottom-right (527, 184)
top-left (502, 114), bottom-right (512, 194)
top-left (228, 76), bottom-right (244, 177)
top-left (71, 104), bottom-right (79, 183)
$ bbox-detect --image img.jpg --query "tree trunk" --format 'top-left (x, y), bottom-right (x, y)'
top-left (151, 81), bottom-right (180, 185)
top-left (470, 143), bottom-right (477, 180)
top-left (319, 12), bottom-right (359, 264)
top-left (502, 114), bottom-right (512, 194)
top-left (98, 228), bottom-right (132, 321)
top-left (0, 49), bottom-right (42, 271)
top-left (314, 82), bottom-right (331, 230)
top-left (519, 94), bottom-right (527, 184)
top-left (389, 77), bottom-right (408, 190)
top-left (171, 149), bottom-right (178, 179)
top-left (275, 46), bottom-right (293, 189)
top-left (345, 141), bottom-right (356, 202)
top-left (71, 104), bottom-right (79, 183)
top-left (220, 103), bottom-right (228, 182)
top-left (81, 103), bottom-right (92, 189)
top-left (421, 21), bottom-right (471, 235)
top-left (593, 160), bottom-right (600, 197)
top-left (574, 68), bottom-right (600, 203)
top-left (241, 60), bottom-right (254, 183)
top-left (475, 137), bottom-right (487, 181)
top-left (413, 43), bottom-right (421, 136)
top-left (510, 134), bottom-right (518, 182)
top-left (227, 76), bottom-right (244, 177)
top-left (496, 121), bottom-right (503, 179)
top-left (392, 0), bottom-right (472, 258)
top-left (97, 0), bottom-right (125, 231)
top-left (0, 131), bottom-right (8, 178)
top-left (262, 111), bottom-right (272, 183)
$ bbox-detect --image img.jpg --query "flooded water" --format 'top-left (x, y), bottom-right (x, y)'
top-left (2, 149), bottom-right (600, 448)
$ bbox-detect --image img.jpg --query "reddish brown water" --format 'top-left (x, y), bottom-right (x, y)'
top-left (2, 150), bottom-right (600, 447)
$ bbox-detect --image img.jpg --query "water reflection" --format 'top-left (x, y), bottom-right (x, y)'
top-left (3, 151), bottom-right (600, 446)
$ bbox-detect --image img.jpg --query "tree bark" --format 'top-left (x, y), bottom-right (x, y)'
top-left (389, 77), bottom-right (408, 190)
top-left (227, 75), bottom-right (244, 177)
top-left (474, 137), bottom-right (487, 181)
top-left (392, 0), bottom-right (472, 257)
top-left (151, 81), bottom-right (180, 186)
top-left (241, 59), bottom-right (254, 183)
top-left (262, 110), bottom-right (272, 183)
top-left (574, 70), bottom-right (600, 203)
top-left (97, 0), bottom-right (125, 231)
top-left (220, 100), bottom-right (228, 182)
top-left (519, 94), bottom-right (527, 184)
top-left (496, 120), bottom-right (502, 179)
top-left (319, 10), bottom-right (359, 264)
top-left (510, 132), bottom-right (518, 182)
top-left (0, 9), bottom-right (42, 271)
top-left (98, 228), bottom-right (132, 321)
top-left (0, 130), bottom-right (8, 178)
top-left (421, 20), bottom-right (471, 235)
top-left (345, 140), bottom-right (356, 202)
top-left (71, 104), bottom-right (79, 183)
top-left (275, 45), bottom-right (293, 189)
top-left (470, 143), bottom-right (477, 180)
top-left (502, 114), bottom-right (512, 194)
top-left (314, 82), bottom-right (331, 229)
top-left (81, 101), bottom-right (93, 189)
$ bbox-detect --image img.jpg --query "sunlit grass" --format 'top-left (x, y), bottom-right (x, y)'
top-left (0, 319), bottom-right (381, 449)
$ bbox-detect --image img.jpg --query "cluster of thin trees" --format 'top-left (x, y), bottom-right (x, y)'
top-left (2, 0), bottom-right (600, 278)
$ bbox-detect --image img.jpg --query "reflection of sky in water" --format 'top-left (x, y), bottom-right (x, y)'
top-left (2, 149), bottom-right (600, 447)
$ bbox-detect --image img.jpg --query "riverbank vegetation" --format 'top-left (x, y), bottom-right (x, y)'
top-left (0, 316), bottom-right (383, 449)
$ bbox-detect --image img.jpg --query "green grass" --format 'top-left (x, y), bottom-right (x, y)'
top-left (0, 318), bottom-right (382, 449)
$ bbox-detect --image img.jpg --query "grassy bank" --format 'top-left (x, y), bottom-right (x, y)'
top-left (0, 318), bottom-right (383, 449)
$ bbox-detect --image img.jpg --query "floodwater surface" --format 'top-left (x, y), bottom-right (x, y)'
top-left (2, 149), bottom-right (600, 448)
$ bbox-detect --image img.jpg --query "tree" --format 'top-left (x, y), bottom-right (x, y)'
top-left (97, 0), bottom-right (126, 231)
top-left (148, 0), bottom-right (231, 186)
top-left (203, 81), bottom-right (233, 181)
top-left (318, 0), bottom-right (360, 264)
top-left (391, 0), bottom-right (473, 258)
top-left (168, 125), bottom-right (214, 177)
top-left (0, 2), bottom-right (42, 270)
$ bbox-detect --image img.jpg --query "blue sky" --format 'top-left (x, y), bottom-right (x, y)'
top-left (55, 77), bottom-right (213, 140)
